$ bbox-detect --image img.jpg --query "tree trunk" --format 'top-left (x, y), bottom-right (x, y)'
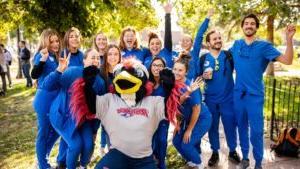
top-left (16, 27), bottom-right (23, 79)
top-left (265, 15), bottom-right (275, 76)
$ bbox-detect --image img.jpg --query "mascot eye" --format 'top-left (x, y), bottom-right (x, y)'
top-left (135, 69), bottom-right (144, 77)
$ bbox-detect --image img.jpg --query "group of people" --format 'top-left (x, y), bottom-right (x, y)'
top-left (0, 40), bottom-right (35, 96)
top-left (29, 2), bottom-right (296, 169)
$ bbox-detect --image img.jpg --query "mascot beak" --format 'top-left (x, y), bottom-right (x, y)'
top-left (113, 71), bottom-right (142, 94)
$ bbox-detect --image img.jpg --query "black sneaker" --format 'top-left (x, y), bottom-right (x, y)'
top-left (208, 152), bottom-right (219, 167)
top-left (229, 151), bottom-right (241, 164)
top-left (0, 91), bottom-right (5, 96)
top-left (55, 163), bottom-right (66, 169)
top-left (254, 165), bottom-right (263, 169)
top-left (240, 159), bottom-right (250, 169)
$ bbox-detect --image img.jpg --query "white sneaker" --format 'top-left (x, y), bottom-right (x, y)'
top-left (187, 162), bottom-right (206, 169)
top-left (187, 161), bottom-right (197, 167)
top-left (195, 163), bottom-right (206, 169)
top-left (78, 166), bottom-right (86, 169)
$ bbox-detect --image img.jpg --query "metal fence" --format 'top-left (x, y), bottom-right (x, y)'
top-left (264, 77), bottom-right (300, 141)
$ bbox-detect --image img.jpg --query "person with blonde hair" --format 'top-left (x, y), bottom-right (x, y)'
top-left (42, 48), bottom-right (106, 169)
top-left (30, 28), bottom-right (62, 169)
top-left (93, 32), bottom-right (108, 65)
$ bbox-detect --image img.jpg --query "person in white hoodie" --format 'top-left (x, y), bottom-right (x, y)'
top-left (0, 44), bottom-right (12, 87)
top-left (0, 45), bottom-right (7, 95)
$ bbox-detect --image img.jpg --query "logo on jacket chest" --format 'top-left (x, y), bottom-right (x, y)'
top-left (117, 108), bottom-right (149, 118)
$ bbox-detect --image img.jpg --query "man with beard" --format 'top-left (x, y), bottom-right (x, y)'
top-left (199, 30), bottom-right (240, 167)
top-left (230, 14), bottom-right (296, 169)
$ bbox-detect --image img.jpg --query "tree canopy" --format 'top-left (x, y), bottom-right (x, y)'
top-left (175, 0), bottom-right (300, 43)
top-left (0, 0), bottom-right (159, 41)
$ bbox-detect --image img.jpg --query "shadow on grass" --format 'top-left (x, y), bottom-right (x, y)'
top-left (0, 83), bottom-right (37, 168)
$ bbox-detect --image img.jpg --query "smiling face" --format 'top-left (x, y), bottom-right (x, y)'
top-left (151, 59), bottom-right (165, 78)
top-left (173, 62), bottom-right (187, 82)
top-left (207, 32), bottom-right (222, 51)
top-left (95, 33), bottom-right (108, 51)
top-left (149, 38), bottom-right (162, 56)
top-left (242, 18), bottom-right (258, 37)
top-left (68, 31), bottom-right (80, 49)
top-left (83, 49), bottom-right (100, 68)
top-left (49, 35), bottom-right (60, 53)
top-left (180, 35), bottom-right (193, 51)
top-left (107, 47), bottom-right (121, 68)
top-left (123, 31), bottom-right (136, 49)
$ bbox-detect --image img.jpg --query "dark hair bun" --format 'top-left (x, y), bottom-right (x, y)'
top-left (148, 32), bottom-right (159, 45)
top-left (178, 52), bottom-right (191, 63)
top-left (148, 32), bottom-right (159, 39)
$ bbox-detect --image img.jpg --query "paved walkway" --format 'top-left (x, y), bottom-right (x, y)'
top-left (168, 124), bottom-right (300, 169)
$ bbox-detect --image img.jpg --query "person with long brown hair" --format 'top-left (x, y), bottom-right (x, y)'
top-left (98, 44), bottom-right (122, 156)
top-left (30, 28), bottom-right (62, 169)
top-left (62, 27), bottom-right (84, 67)
top-left (101, 44), bottom-right (122, 87)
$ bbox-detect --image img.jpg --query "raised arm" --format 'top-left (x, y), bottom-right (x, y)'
top-left (191, 9), bottom-right (213, 59)
top-left (164, 2), bottom-right (172, 52)
top-left (276, 25), bottom-right (296, 65)
top-left (31, 49), bottom-right (49, 79)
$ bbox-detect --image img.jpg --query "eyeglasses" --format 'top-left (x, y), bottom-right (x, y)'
top-left (214, 59), bottom-right (219, 71)
top-left (152, 63), bottom-right (164, 68)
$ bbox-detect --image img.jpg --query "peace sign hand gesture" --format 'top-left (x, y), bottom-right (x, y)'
top-left (57, 50), bottom-right (70, 73)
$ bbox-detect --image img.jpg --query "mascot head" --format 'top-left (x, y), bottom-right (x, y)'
top-left (112, 58), bottom-right (153, 107)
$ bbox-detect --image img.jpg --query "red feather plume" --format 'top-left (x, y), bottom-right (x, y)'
top-left (69, 78), bottom-right (95, 127)
top-left (166, 81), bottom-right (185, 128)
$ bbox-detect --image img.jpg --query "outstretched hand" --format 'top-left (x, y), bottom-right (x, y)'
top-left (189, 76), bottom-right (203, 92)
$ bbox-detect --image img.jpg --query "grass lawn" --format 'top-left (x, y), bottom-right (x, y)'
top-left (0, 82), bottom-right (37, 169)
top-left (0, 80), bottom-right (187, 169)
